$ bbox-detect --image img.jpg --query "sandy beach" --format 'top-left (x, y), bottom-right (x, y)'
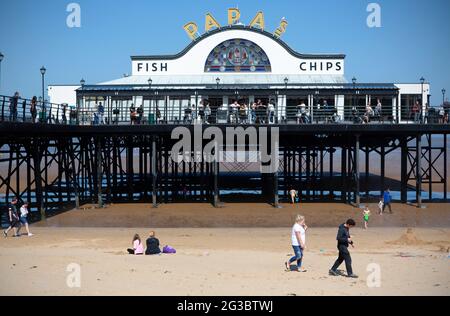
top-left (1, 203), bottom-right (449, 296)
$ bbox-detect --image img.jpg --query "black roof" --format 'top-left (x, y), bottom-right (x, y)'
top-left (131, 25), bottom-right (346, 61)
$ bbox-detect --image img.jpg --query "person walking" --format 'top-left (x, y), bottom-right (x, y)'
top-left (285, 215), bottom-right (307, 272)
top-left (289, 189), bottom-right (298, 205)
top-left (3, 198), bottom-right (21, 237)
top-left (97, 102), bottom-right (105, 125)
top-left (329, 219), bottom-right (358, 278)
top-left (382, 188), bottom-right (393, 214)
top-left (19, 202), bottom-right (33, 236)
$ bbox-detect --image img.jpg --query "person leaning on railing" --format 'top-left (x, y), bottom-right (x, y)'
top-left (30, 96), bottom-right (37, 123)
top-left (9, 92), bottom-right (19, 122)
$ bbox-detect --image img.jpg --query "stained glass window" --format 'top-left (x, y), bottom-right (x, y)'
top-left (204, 39), bottom-right (272, 73)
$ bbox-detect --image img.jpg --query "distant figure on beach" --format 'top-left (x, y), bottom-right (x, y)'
top-left (3, 198), bottom-right (21, 238)
top-left (383, 188), bottom-right (393, 214)
top-left (19, 202), bottom-right (33, 236)
top-left (289, 189), bottom-right (298, 205)
top-left (329, 219), bottom-right (358, 278)
top-left (145, 231), bottom-right (161, 255)
top-left (285, 215), bottom-right (307, 272)
top-left (363, 207), bottom-right (371, 229)
top-left (127, 234), bottom-right (144, 255)
top-left (378, 198), bottom-right (384, 215)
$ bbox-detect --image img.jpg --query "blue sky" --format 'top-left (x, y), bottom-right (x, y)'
top-left (0, 0), bottom-right (449, 104)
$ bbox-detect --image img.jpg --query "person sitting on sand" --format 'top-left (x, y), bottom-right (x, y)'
top-left (285, 215), bottom-right (307, 272)
top-left (145, 231), bottom-right (161, 255)
top-left (363, 207), bottom-right (371, 230)
top-left (127, 234), bottom-right (144, 255)
top-left (19, 202), bottom-right (33, 236)
top-left (289, 189), bottom-right (298, 205)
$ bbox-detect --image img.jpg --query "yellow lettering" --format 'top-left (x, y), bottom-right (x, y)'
top-left (205, 13), bottom-right (221, 32)
top-left (183, 22), bottom-right (199, 40)
top-left (249, 11), bottom-right (265, 30)
top-left (274, 18), bottom-right (288, 38)
top-left (228, 8), bottom-right (241, 25)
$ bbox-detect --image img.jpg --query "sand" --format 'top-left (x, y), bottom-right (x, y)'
top-left (1, 203), bottom-right (449, 296)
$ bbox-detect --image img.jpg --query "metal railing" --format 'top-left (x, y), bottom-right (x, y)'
top-left (1, 94), bottom-right (448, 126)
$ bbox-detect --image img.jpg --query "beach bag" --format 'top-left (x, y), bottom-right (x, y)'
top-left (163, 245), bottom-right (176, 254)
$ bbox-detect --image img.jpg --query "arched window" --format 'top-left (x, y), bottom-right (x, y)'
top-left (204, 39), bottom-right (271, 73)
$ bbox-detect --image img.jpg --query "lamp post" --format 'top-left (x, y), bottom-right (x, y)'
top-left (442, 88), bottom-right (446, 106)
top-left (216, 77), bottom-right (220, 90)
top-left (80, 78), bottom-right (85, 87)
top-left (40, 66), bottom-right (46, 122)
top-left (284, 77), bottom-right (289, 89)
top-left (352, 77), bottom-right (357, 111)
top-left (148, 78), bottom-right (152, 89)
top-left (0, 52), bottom-right (4, 93)
top-left (420, 76), bottom-right (425, 104)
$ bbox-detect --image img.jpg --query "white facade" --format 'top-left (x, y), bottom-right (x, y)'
top-left (48, 85), bottom-right (80, 106)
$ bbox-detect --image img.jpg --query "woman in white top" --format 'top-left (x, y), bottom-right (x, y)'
top-left (285, 215), bottom-right (307, 272)
top-left (19, 203), bottom-right (33, 236)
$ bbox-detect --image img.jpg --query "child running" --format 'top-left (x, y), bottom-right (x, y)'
top-left (285, 214), bottom-right (308, 272)
top-left (363, 207), bottom-right (371, 229)
top-left (289, 189), bottom-right (298, 205)
top-left (378, 198), bottom-right (384, 215)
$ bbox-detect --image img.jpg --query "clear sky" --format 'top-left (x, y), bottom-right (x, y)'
top-left (0, 0), bottom-right (449, 105)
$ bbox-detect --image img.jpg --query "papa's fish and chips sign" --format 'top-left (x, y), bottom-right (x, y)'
top-left (183, 9), bottom-right (288, 40)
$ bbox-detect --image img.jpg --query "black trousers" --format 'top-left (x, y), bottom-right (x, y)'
top-left (383, 202), bottom-right (392, 213)
top-left (331, 245), bottom-right (353, 275)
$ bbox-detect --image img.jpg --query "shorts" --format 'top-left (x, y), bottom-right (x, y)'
top-left (364, 217), bottom-right (369, 222)
top-left (20, 216), bottom-right (28, 225)
top-left (9, 219), bottom-right (21, 228)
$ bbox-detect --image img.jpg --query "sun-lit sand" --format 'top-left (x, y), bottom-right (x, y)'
top-left (1, 203), bottom-right (449, 296)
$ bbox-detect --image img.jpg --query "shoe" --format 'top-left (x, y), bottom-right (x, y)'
top-left (28, 233), bottom-right (34, 237)
top-left (3, 231), bottom-right (7, 238)
top-left (329, 269), bottom-right (340, 276)
top-left (347, 274), bottom-right (359, 278)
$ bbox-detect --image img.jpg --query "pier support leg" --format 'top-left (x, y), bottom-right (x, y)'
top-left (213, 161), bottom-right (219, 207)
top-left (355, 135), bottom-right (360, 207)
top-left (444, 134), bottom-right (448, 202)
top-left (341, 147), bottom-right (347, 203)
top-left (152, 137), bottom-right (157, 208)
top-left (416, 134), bottom-right (422, 208)
top-left (273, 170), bottom-right (279, 208)
top-left (32, 142), bottom-right (45, 220)
top-left (400, 138), bottom-right (408, 203)
top-left (96, 137), bottom-right (103, 208)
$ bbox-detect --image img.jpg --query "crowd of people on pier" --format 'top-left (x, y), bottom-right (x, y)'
top-left (2, 92), bottom-right (450, 125)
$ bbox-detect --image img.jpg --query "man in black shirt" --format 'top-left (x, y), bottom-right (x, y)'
top-left (3, 198), bottom-right (21, 237)
top-left (329, 219), bottom-right (358, 278)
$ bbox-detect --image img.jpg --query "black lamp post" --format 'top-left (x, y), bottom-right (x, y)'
top-left (40, 66), bottom-right (46, 121)
top-left (216, 77), bottom-right (220, 90)
top-left (80, 78), bottom-right (85, 87)
top-left (352, 77), bottom-right (357, 110)
top-left (148, 78), bottom-right (152, 89)
top-left (442, 88), bottom-right (446, 106)
top-left (284, 77), bottom-right (289, 89)
top-left (420, 77), bottom-right (425, 104)
top-left (0, 52), bottom-right (4, 93)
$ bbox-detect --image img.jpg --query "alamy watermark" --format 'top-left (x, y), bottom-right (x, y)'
top-left (367, 3), bottom-right (381, 28)
top-left (171, 124), bottom-right (279, 174)
top-left (366, 263), bottom-right (381, 288)
top-left (66, 263), bottom-right (81, 288)
top-left (66, 3), bottom-right (81, 28)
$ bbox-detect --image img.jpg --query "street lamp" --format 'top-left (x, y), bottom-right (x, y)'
top-left (284, 77), bottom-right (289, 89)
top-left (442, 88), bottom-right (446, 106)
top-left (216, 77), bottom-right (220, 90)
top-left (0, 52), bottom-right (3, 93)
top-left (80, 78), bottom-right (85, 87)
top-left (148, 78), bottom-right (152, 88)
top-left (40, 66), bottom-right (46, 120)
top-left (352, 77), bottom-right (357, 110)
top-left (420, 76), bottom-right (425, 103)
